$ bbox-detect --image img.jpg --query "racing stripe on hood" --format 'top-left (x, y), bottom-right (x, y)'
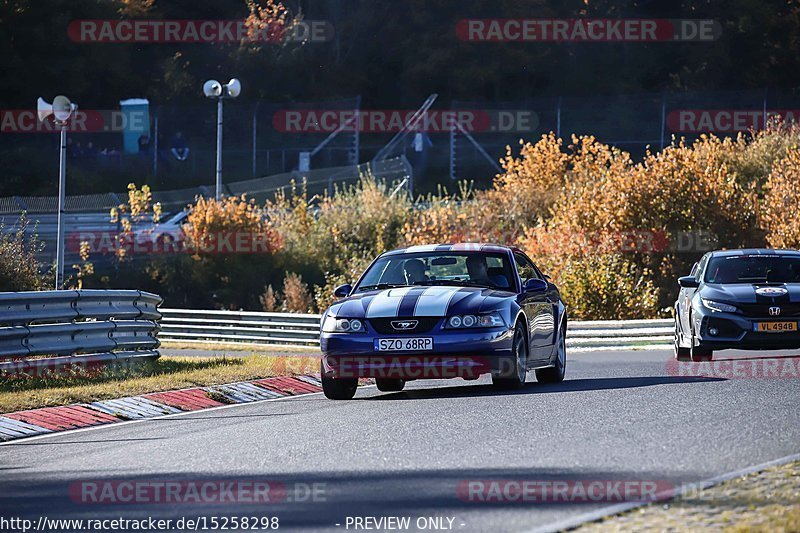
top-left (365, 287), bottom-right (414, 318)
top-left (335, 294), bottom-right (375, 317)
top-left (412, 286), bottom-right (464, 316)
top-left (397, 286), bottom-right (428, 316)
top-left (443, 287), bottom-right (481, 316)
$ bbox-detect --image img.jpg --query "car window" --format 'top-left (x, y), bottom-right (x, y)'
top-left (514, 252), bottom-right (539, 282)
top-left (356, 251), bottom-right (513, 290)
top-left (694, 255), bottom-right (710, 282)
top-left (705, 255), bottom-right (800, 284)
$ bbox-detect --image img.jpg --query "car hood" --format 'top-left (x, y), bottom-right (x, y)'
top-left (700, 283), bottom-right (800, 304)
top-left (327, 285), bottom-right (515, 319)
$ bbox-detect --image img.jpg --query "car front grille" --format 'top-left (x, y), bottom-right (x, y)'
top-left (737, 303), bottom-right (800, 318)
top-left (369, 317), bottom-right (441, 334)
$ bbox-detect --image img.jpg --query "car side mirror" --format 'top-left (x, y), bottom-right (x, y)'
top-left (523, 278), bottom-right (548, 293)
top-left (678, 276), bottom-right (700, 288)
top-left (333, 284), bottom-right (353, 298)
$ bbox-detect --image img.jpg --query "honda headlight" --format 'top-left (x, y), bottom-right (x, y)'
top-left (444, 311), bottom-right (505, 329)
top-left (322, 316), bottom-right (365, 333)
top-left (701, 299), bottom-right (738, 313)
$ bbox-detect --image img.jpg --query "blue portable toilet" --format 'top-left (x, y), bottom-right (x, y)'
top-left (119, 98), bottom-right (150, 154)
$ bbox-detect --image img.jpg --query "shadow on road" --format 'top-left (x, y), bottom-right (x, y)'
top-left (363, 375), bottom-right (725, 401)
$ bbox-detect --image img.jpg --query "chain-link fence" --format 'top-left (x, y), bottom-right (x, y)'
top-left (449, 88), bottom-right (800, 182)
top-left (4, 88), bottom-right (800, 195)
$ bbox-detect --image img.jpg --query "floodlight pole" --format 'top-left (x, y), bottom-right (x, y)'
top-left (55, 122), bottom-right (68, 289)
top-left (215, 97), bottom-right (223, 201)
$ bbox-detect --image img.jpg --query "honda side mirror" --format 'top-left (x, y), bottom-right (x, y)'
top-left (678, 276), bottom-right (700, 288)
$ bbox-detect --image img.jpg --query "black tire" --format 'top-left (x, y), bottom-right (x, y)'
top-left (536, 324), bottom-right (567, 383)
top-left (321, 362), bottom-right (358, 400)
top-left (376, 378), bottom-right (405, 392)
top-left (690, 343), bottom-right (713, 362)
top-left (492, 323), bottom-right (528, 389)
top-left (674, 320), bottom-right (691, 362)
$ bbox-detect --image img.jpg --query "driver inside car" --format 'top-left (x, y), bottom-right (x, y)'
top-left (466, 255), bottom-right (508, 288)
top-left (403, 258), bottom-right (428, 284)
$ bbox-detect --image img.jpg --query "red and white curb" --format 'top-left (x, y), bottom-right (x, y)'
top-left (0, 374), bottom-right (323, 442)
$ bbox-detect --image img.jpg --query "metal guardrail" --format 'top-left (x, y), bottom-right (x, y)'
top-left (159, 308), bottom-right (320, 347)
top-left (159, 309), bottom-right (673, 350)
top-left (567, 319), bottom-right (673, 349)
top-left (0, 290), bottom-right (162, 373)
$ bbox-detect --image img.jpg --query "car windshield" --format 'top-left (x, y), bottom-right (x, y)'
top-left (705, 256), bottom-right (800, 284)
top-left (356, 251), bottom-right (514, 291)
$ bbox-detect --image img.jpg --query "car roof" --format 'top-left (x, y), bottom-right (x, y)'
top-left (709, 248), bottom-right (800, 258)
top-left (382, 243), bottom-right (518, 257)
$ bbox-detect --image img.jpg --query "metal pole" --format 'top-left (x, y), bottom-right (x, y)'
top-left (215, 98), bottom-right (223, 200)
top-left (660, 94), bottom-right (666, 150)
top-left (55, 125), bottom-right (67, 290)
top-left (153, 114), bottom-right (159, 179)
top-left (449, 125), bottom-right (456, 181)
top-left (556, 97), bottom-right (562, 138)
top-left (252, 106), bottom-right (257, 177)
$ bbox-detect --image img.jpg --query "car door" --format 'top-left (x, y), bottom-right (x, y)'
top-left (680, 254), bottom-right (707, 335)
top-left (514, 252), bottom-right (555, 360)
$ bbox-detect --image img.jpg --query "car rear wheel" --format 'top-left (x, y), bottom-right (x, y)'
top-left (321, 362), bottom-right (358, 400)
top-left (536, 325), bottom-right (566, 383)
top-left (492, 323), bottom-right (528, 389)
top-left (674, 320), bottom-right (691, 362)
top-left (376, 378), bottom-right (405, 392)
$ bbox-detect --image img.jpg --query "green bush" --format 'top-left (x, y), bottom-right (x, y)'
top-left (0, 214), bottom-right (50, 291)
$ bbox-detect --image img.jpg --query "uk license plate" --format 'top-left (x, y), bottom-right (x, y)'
top-left (374, 337), bottom-right (434, 352)
top-left (753, 321), bottom-right (798, 333)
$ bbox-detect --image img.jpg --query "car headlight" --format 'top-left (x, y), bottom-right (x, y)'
top-left (322, 316), bottom-right (365, 333)
top-left (444, 311), bottom-right (505, 329)
top-left (701, 298), bottom-right (738, 313)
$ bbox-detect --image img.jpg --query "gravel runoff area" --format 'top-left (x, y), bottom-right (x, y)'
top-left (575, 460), bottom-right (800, 532)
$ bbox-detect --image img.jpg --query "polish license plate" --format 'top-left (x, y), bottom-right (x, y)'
top-left (374, 337), bottom-right (434, 351)
top-left (753, 321), bottom-right (798, 333)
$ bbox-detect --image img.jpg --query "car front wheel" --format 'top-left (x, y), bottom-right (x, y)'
top-left (321, 361), bottom-right (358, 400)
top-left (691, 342), bottom-right (713, 362)
top-left (492, 323), bottom-right (528, 389)
top-left (674, 319), bottom-right (691, 362)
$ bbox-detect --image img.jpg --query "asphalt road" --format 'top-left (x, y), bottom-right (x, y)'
top-left (1, 348), bottom-right (799, 532)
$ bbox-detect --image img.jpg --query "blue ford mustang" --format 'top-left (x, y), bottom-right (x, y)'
top-left (319, 243), bottom-right (568, 399)
top-left (674, 248), bottom-right (800, 361)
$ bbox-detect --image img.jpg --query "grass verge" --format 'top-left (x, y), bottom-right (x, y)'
top-left (576, 460), bottom-right (800, 532)
top-left (0, 355), bottom-right (319, 414)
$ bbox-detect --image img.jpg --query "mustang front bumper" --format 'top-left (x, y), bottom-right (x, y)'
top-left (320, 325), bottom-right (516, 379)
